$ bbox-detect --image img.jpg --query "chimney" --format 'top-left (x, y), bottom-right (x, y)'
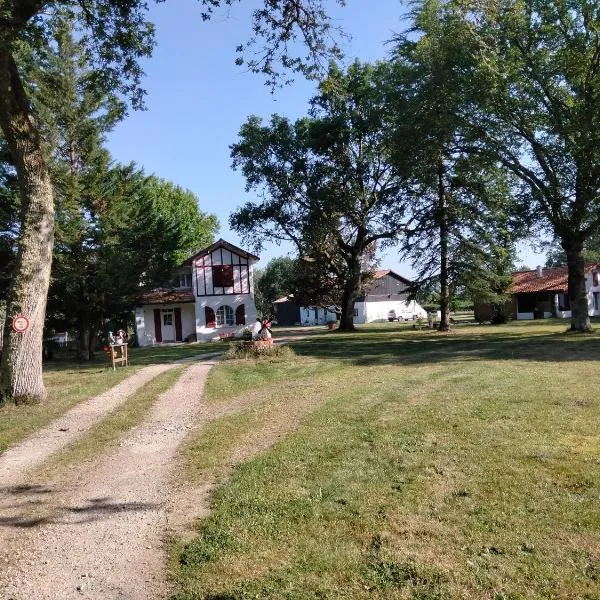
top-left (536, 265), bottom-right (543, 278)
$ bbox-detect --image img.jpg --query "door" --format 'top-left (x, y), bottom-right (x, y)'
top-left (162, 309), bottom-right (175, 341)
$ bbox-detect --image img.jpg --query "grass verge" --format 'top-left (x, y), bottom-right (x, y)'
top-left (170, 321), bottom-right (600, 600)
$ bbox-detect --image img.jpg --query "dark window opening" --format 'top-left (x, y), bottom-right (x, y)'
top-left (213, 265), bottom-right (234, 287)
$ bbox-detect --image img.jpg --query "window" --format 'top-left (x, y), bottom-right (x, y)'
top-left (594, 271), bottom-right (600, 287)
top-left (353, 308), bottom-right (359, 317)
top-left (212, 265), bottom-right (234, 287)
top-left (558, 293), bottom-right (570, 311)
top-left (216, 305), bottom-right (234, 326)
top-left (163, 311), bottom-right (173, 326)
top-left (174, 273), bottom-right (192, 288)
top-left (594, 292), bottom-right (600, 311)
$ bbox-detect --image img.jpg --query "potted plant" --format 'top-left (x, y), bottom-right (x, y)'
top-left (241, 327), bottom-right (253, 341)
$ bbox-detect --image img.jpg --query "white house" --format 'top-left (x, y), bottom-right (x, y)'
top-left (135, 239), bottom-right (259, 345)
top-left (353, 270), bottom-right (427, 324)
top-left (273, 270), bottom-right (426, 326)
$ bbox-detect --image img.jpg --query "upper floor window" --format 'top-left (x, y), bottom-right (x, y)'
top-left (216, 305), bottom-right (234, 326)
top-left (213, 265), bottom-right (234, 287)
top-left (593, 271), bottom-right (600, 287)
top-left (174, 273), bottom-right (192, 288)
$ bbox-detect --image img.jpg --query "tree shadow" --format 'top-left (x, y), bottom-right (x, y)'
top-left (0, 489), bottom-right (160, 529)
top-left (289, 325), bottom-right (600, 367)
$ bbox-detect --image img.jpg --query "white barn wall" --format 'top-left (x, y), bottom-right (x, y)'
top-left (361, 300), bottom-right (427, 323)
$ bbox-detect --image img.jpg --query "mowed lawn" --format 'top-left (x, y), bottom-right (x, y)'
top-left (172, 321), bottom-right (600, 600)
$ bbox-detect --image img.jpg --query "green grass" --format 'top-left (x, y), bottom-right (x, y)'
top-left (171, 320), bottom-right (600, 600)
top-left (37, 366), bottom-right (184, 478)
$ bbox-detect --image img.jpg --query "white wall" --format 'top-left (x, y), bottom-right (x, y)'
top-left (136, 304), bottom-right (196, 346)
top-left (195, 293), bottom-right (257, 340)
top-left (361, 300), bottom-right (427, 323)
top-left (298, 307), bottom-right (337, 325)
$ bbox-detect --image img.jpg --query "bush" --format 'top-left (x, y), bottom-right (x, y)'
top-left (490, 312), bottom-right (509, 325)
top-left (225, 342), bottom-right (296, 361)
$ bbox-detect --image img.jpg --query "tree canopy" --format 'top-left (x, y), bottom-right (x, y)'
top-left (231, 61), bottom-right (412, 330)
top-left (0, 0), bottom-right (346, 402)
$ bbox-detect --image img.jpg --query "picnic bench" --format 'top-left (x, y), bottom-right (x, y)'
top-left (104, 343), bottom-right (128, 370)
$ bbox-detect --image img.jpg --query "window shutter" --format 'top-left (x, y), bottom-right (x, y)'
top-left (205, 306), bottom-right (216, 328)
top-left (153, 309), bottom-right (162, 343)
top-left (235, 304), bottom-right (245, 325)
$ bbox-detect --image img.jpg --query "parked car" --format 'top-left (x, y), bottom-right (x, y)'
top-left (388, 310), bottom-right (398, 322)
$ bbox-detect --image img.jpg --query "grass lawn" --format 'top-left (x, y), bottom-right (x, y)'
top-left (0, 341), bottom-right (220, 455)
top-left (171, 320), bottom-right (600, 600)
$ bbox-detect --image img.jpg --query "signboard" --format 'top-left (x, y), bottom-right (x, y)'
top-left (12, 315), bottom-right (30, 334)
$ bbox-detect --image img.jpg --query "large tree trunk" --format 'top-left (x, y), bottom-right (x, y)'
top-left (437, 162), bottom-right (450, 332)
top-left (0, 51), bottom-right (54, 403)
top-left (338, 264), bottom-right (361, 332)
top-left (563, 238), bottom-right (592, 332)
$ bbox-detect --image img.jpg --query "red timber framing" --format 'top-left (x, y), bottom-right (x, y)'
top-left (194, 246), bottom-right (251, 297)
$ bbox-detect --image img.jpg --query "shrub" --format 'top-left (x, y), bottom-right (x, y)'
top-left (225, 342), bottom-right (296, 361)
top-left (491, 312), bottom-right (509, 325)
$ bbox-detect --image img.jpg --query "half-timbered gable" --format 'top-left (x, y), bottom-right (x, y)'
top-left (136, 239), bottom-right (259, 345)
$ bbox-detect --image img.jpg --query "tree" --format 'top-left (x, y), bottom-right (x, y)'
top-left (0, 0), bottom-right (345, 403)
top-left (47, 166), bottom-right (218, 359)
top-left (231, 61), bottom-right (410, 331)
top-left (254, 256), bottom-right (297, 318)
top-left (392, 0), bottom-right (523, 330)
top-left (441, 0), bottom-right (600, 331)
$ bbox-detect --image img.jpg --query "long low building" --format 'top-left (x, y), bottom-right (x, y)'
top-left (474, 264), bottom-right (600, 321)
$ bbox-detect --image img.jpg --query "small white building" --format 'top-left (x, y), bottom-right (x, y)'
top-left (136, 239), bottom-right (259, 345)
top-left (352, 270), bottom-right (427, 323)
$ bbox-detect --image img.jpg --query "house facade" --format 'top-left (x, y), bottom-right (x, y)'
top-left (353, 270), bottom-right (427, 324)
top-left (474, 264), bottom-right (600, 321)
top-left (135, 239), bottom-right (258, 345)
top-left (273, 270), bottom-right (426, 326)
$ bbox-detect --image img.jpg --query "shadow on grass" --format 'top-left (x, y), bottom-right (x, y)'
top-left (42, 343), bottom-right (222, 373)
top-left (289, 323), bottom-right (600, 366)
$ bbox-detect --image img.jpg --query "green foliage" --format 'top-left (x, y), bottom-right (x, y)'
top-left (230, 61), bottom-right (410, 328)
top-left (391, 2), bottom-right (524, 322)
top-left (254, 256), bottom-right (298, 317)
top-left (2, 23), bottom-right (219, 350)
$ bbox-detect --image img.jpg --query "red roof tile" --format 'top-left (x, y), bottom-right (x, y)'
top-left (137, 289), bottom-right (194, 305)
top-left (510, 265), bottom-right (598, 294)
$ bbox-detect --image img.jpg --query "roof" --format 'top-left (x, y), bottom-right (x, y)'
top-left (182, 238), bottom-right (259, 265)
top-left (373, 269), bottom-right (390, 279)
top-left (510, 265), bottom-right (598, 294)
top-left (274, 296), bottom-right (292, 304)
top-left (368, 269), bottom-right (413, 287)
top-left (137, 289), bottom-right (194, 305)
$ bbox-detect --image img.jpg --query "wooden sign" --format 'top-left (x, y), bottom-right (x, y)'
top-left (12, 315), bottom-right (30, 334)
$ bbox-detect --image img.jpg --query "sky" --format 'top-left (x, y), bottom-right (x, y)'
top-left (105, 0), bottom-right (547, 277)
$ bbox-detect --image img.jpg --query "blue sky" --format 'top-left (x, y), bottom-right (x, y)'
top-left (106, 0), bottom-right (546, 276)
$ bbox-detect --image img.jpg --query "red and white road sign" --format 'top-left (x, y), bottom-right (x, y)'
top-left (12, 315), bottom-right (30, 333)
